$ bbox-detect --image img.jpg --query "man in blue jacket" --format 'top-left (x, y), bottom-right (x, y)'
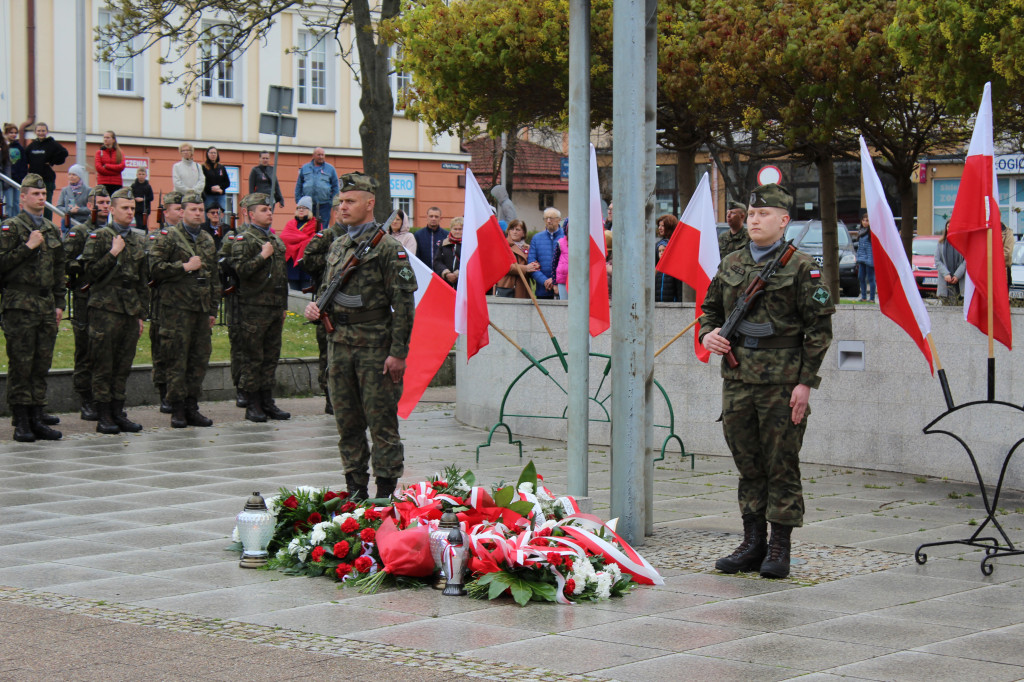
top-left (527, 207), bottom-right (563, 299)
top-left (413, 206), bottom-right (447, 268)
top-left (294, 148), bottom-right (339, 227)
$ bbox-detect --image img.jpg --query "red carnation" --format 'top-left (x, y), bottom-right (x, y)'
top-left (307, 512), bottom-right (322, 526)
top-left (332, 540), bottom-right (350, 558)
top-left (535, 526), bottom-right (552, 537)
top-left (323, 491), bottom-right (338, 502)
top-left (564, 578), bottom-right (576, 596)
top-left (363, 508), bottom-right (381, 521)
top-left (547, 552), bottom-right (564, 567)
top-left (310, 546), bottom-right (325, 563)
top-left (340, 518), bottom-right (360, 534)
top-left (432, 480), bottom-right (447, 489)
top-left (282, 495), bottom-right (298, 509)
top-left (340, 502), bottom-right (356, 513)
top-left (354, 556), bottom-right (372, 573)
top-left (337, 491), bottom-right (349, 499)
top-left (360, 527), bottom-right (376, 543)
top-left (335, 563), bottom-right (353, 578)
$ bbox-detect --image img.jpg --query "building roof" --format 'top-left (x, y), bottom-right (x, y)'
top-left (464, 137), bottom-right (569, 192)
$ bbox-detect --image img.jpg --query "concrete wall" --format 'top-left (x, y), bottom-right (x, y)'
top-left (456, 299), bottom-right (1024, 490)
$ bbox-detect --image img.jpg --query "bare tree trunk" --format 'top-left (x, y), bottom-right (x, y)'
top-left (816, 154), bottom-right (841, 301)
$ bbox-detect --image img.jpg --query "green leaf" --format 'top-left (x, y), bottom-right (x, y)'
top-left (493, 485), bottom-right (515, 508)
top-left (508, 501), bottom-right (536, 516)
top-left (516, 460), bottom-right (538, 493)
top-left (464, 470), bottom-right (476, 487)
top-left (323, 497), bottom-right (343, 513)
top-left (530, 581), bottom-right (557, 602)
top-left (474, 571), bottom-right (499, 586)
top-left (509, 579), bottom-right (533, 606)
top-left (223, 541), bottom-right (243, 552)
top-left (487, 573), bottom-right (512, 599)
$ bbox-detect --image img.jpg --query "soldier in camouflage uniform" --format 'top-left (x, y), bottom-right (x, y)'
top-left (150, 191), bottom-right (219, 428)
top-left (216, 213), bottom-right (245, 407)
top-left (718, 200), bottom-right (751, 258)
top-left (0, 174), bottom-right (66, 441)
top-left (231, 193), bottom-right (290, 422)
top-left (81, 188), bottom-right (150, 434)
top-left (300, 195), bottom-right (343, 414)
top-left (64, 187), bottom-right (110, 421)
top-left (699, 184), bottom-right (834, 579)
top-left (304, 173), bottom-right (417, 501)
top-left (147, 191), bottom-right (183, 414)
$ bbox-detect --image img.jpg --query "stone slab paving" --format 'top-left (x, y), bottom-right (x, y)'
top-left (0, 391), bottom-right (1022, 680)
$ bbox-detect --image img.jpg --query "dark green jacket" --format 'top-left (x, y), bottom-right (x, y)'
top-left (0, 211), bottom-right (66, 314)
top-left (81, 224), bottom-right (149, 318)
top-left (149, 224), bottom-right (220, 317)
top-left (301, 222), bottom-right (345, 293)
top-left (231, 224), bottom-right (288, 309)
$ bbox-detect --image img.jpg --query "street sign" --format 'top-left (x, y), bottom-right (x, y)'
top-left (757, 165), bottom-right (782, 185)
top-left (267, 85), bottom-right (294, 115)
top-left (259, 113), bottom-right (297, 137)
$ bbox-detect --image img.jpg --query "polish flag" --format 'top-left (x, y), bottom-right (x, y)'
top-left (588, 145), bottom-right (610, 337)
top-left (859, 136), bottom-right (933, 373)
top-left (455, 169), bottom-right (516, 359)
top-left (398, 255), bottom-right (458, 419)
top-left (946, 82), bottom-right (1012, 350)
top-left (655, 172), bottom-right (720, 362)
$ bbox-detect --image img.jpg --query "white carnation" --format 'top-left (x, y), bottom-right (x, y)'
top-left (297, 548), bottom-right (309, 562)
top-left (287, 538), bottom-right (302, 556)
top-left (606, 563), bottom-right (622, 582)
top-left (572, 576), bottom-right (586, 595)
top-left (354, 507), bottom-right (365, 518)
top-left (518, 482), bottom-right (534, 494)
top-left (595, 571), bottom-right (612, 599)
top-left (309, 522), bottom-right (331, 544)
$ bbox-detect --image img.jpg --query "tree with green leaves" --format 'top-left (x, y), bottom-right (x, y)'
top-left (95, 0), bottom-right (400, 220)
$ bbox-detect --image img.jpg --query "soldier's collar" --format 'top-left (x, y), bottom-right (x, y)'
top-left (346, 221), bottom-right (377, 241)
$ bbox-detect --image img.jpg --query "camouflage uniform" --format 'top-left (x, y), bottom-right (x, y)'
top-left (0, 192), bottom-right (66, 439)
top-left (718, 227), bottom-right (751, 259)
top-left (217, 229), bottom-right (244, 393)
top-left (146, 189), bottom-right (182, 412)
top-left (63, 197), bottom-right (105, 403)
top-left (324, 216), bottom-right (417, 495)
top-left (149, 214), bottom-right (219, 422)
top-left (301, 217), bottom-right (345, 400)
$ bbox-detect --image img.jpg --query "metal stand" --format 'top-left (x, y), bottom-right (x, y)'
top-left (914, 400), bottom-right (1024, 575)
top-left (475, 350), bottom-right (692, 468)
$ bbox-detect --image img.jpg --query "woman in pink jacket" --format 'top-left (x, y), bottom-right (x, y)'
top-left (95, 130), bottom-right (126, 194)
top-left (553, 219), bottom-right (570, 299)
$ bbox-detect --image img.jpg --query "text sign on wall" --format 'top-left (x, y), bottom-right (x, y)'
top-left (226, 166), bottom-right (240, 195)
top-left (390, 173), bottom-right (415, 199)
top-left (995, 154), bottom-right (1024, 175)
top-left (121, 157), bottom-right (149, 184)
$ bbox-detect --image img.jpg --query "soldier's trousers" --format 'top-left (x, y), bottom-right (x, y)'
top-left (160, 307), bottom-right (212, 402)
top-left (721, 380), bottom-right (807, 527)
top-left (327, 342), bottom-right (403, 483)
top-left (228, 322), bottom-right (243, 388)
top-left (71, 295), bottom-right (91, 395)
top-left (236, 304), bottom-right (282, 393)
top-left (2, 308), bottom-right (57, 407)
top-left (149, 318), bottom-right (166, 387)
top-left (88, 308), bottom-right (141, 403)
top-left (316, 322), bottom-right (329, 394)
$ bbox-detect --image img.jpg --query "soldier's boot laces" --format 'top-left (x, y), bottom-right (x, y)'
top-left (34, 407), bottom-right (60, 426)
top-left (96, 402), bottom-right (120, 435)
top-left (244, 392), bottom-right (267, 423)
top-left (170, 402), bottom-right (188, 429)
top-left (111, 399), bottom-right (143, 433)
top-left (235, 389), bottom-right (248, 408)
top-left (158, 384), bottom-right (173, 414)
top-left (374, 477), bottom-right (398, 500)
top-left (345, 473), bottom-right (368, 502)
top-left (29, 407), bottom-right (62, 440)
top-left (760, 523), bottom-right (793, 579)
top-left (261, 390), bottom-right (291, 420)
top-left (185, 398), bottom-right (213, 427)
top-left (715, 513), bottom-right (767, 574)
top-left (79, 393), bottom-right (98, 422)
top-left (13, 407), bottom-right (36, 443)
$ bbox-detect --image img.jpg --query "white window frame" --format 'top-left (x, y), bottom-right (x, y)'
top-left (296, 31), bottom-right (332, 109)
top-left (200, 23), bottom-right (242, 103)
top-left (97, 10), bottom-right (141, 95)
top-left (389, 45), bottom-right (413, 114)
top-left (392, 197), bottom-right (413, 218)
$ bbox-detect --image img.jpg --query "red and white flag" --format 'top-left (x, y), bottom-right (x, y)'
top-left (398, 255), bottom-right (458, 419)
top-left (859, 136), bottom-right (933, 373)
top-left (655, 172), bottom-right (720, 362)
top-left (455, 169), bottom-right (516, 359)
top-left (588, 145), bottom-right (610, 337)
top-left (946, 82), bottom-right (1012, 350)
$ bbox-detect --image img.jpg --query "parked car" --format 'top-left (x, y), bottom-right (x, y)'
top-left (1011, 241), bottom-right (1024, 300)
top-left (911, 235), bottom-right (941, 296)
top-left (784, 220), bottom-right (859, 296)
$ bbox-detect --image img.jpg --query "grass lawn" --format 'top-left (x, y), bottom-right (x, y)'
top-left (0, 310), bottom-right (319, 372)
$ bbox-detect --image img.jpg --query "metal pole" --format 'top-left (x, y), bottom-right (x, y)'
top-left (75, 0), bottom-right (86, 166)
top-left (610, 0), bottom-right (647, 546)
top-left (271, 113), bottom-right (282, 208)
top-left (643, 0), bottom-right (657, 536)
top-left (567, 0), bottom-right (591, 498)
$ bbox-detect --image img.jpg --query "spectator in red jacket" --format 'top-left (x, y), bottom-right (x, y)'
top-left (95, 130), bottom-right (126, 194)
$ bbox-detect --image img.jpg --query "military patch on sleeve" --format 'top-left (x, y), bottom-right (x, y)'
top-left (160, 230), bottom-right (168, 235)
top-left (397, 251), bottom-right (408, 260)
top-left (399, 266), bottom-right (414, 281)
top-left (812, 287), bottom-right (830, 305)
top-left (1, 225), bottom-right (9, 231)
top-left (235, 235), bottom-right (244, 241)
top-left (730, 265), bottom-right (745, 275)
top-left (68, 231), bottom-right (76, 237)
top-left (809, 269), bottom-right (821, 279)
top-left (315, 232), bottom-right (324, 238)
top-left (89, 233), bottom-right (98, 239)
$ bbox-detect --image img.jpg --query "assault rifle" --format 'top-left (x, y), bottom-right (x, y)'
top-left (315, 208), bottom-right (399, 334)
top-left (155, 191), bottom-right (164, 229)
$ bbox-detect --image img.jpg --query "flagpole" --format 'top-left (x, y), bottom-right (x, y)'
top-left (516, 269), bottom-right (568, 371)
top-left (653, 319), bottom-right (698, 359)
top-left (986, 199), bottom-right (995, 401)
top-left (925, 333), bottom-right (955, 411)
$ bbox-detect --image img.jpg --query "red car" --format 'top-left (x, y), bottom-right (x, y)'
top-left (912, 235), bottom-right (941, 296)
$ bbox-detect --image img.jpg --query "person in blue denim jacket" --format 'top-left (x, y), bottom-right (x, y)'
top-left (295, 148), bottom-right (339, 227)
top-left (527, 207), bottom-right (564, 299)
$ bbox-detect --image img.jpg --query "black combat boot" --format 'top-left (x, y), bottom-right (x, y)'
top-left (261, 390), bottom-right (291, 420)
top-left (96, 402), bottom-right (120, 435)
top-left (33, 406), bottom-right (60, 426)
top-left (170, 401), bottom-right (188, 429)
top-left (715, 514), bottom-right (767, 574)
top-left (235, 389), bottom-right (248, 408)
top-left (13, 406), bottom-right (36, 443)
top-left (29, 407), bottom-right (62, 440)
top-left (759, 523), bottom-right (794, 579)
top-left (244, 392), bottom-right (267, 422)
top-left (79, 392), bottom-right (98, 421)
top-left (345, 472), bottom-right (368, 502)
top-left (158, 384), bottom-right (172, 414)
top-left (185, 398), bottom-right (213, 427)
top-left (324, 394), bottom-right (334, 415)
top-left (374, 477), bottom-right (398, 500)
top-left (111, 399), bottom-right (143, 433)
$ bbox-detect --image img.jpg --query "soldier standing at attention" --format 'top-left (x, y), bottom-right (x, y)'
top-left (300, 195), bottom-right (344, 414)
top-left (148, 191), bottom-right (183, 413)
top-left (1, 174), bottom-right (66, 441)
top-left (64, 186), bottom-right (110, 421)
top-left (303, 173), bottom-right (417, 501)
top-left (231, 193), bottom-right (290, 422)
top-left (149, 191), bottom-right (219, 428)
top-left (699, 184), bottom-right (834, 579)
top-left (81, 188), bottom-right (149, 434)
top-left (719, 200), bottom-right (750, 258)
top-left (217, 208), bottom-right (245, 408)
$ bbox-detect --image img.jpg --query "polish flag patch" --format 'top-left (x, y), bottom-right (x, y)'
top-left (810, 269), bottom-right (821, 279)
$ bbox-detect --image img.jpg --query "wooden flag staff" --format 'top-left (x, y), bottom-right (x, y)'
top-left (653, 319), bottom-right (699, 359)
top-left (516, 269), bottom-right (568, 371)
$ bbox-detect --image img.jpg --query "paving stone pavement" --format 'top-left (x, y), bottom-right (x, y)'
top-left (1, 388), bottom-right (1023, 681)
